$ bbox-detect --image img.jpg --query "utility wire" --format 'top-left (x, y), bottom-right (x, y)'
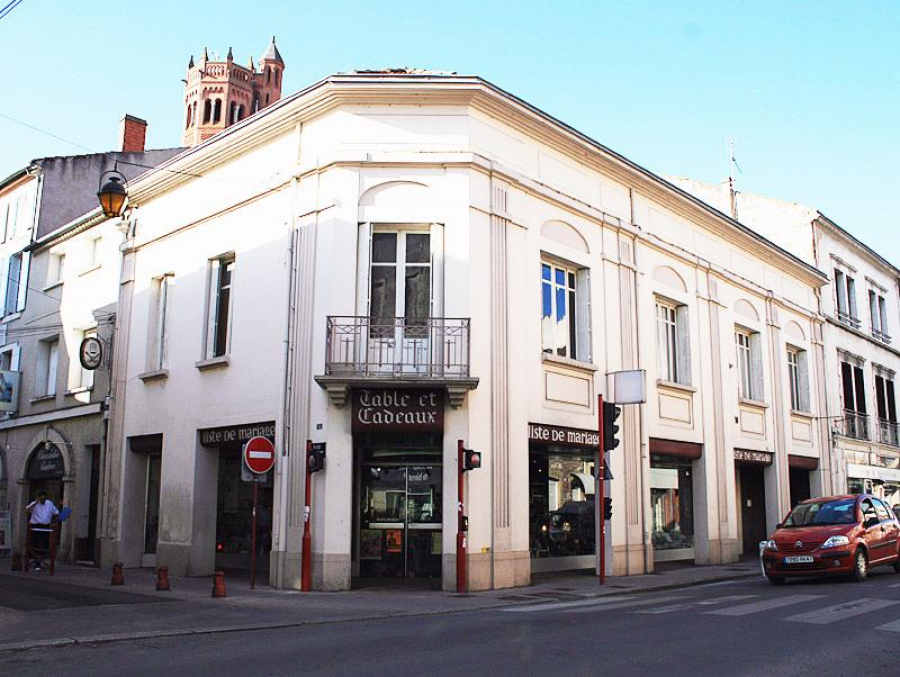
top-left (0, 112), bottom-right (94, 154)
top-left (0, 0), bottom-right (25, 22)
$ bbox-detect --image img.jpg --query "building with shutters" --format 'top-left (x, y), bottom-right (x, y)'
top-left (94, 70), bottom-right (834, 591)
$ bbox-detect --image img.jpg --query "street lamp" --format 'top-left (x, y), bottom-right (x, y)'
top-left (97, 169), bottom-right (128, 218)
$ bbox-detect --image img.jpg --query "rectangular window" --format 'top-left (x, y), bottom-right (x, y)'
top-left (656, 300), bottom-right (691, 385)
top-left (541, 261), bottom-right (578, 359)
top-left (368, 230), bottom-right (432, 340)
top-left (151, 274), bottom-right (174, 370)
top-left (736, 330), bottom-right (752, 399)
top-left (38, 337), bottom-right (59, 397)
top-left (834, 269), bottom-right (860, 327)
top-left (88, 236), bottom-right (102, 268)
top-left (49, 252), bottom-right (65, 285)
top-left (4, 253), bottom-right (21, 315)
top-left (875, 372), bottom-right (897, 423)
top-left (870, 289), bottom-right (891, 343)
top-left (206, 255), bottom-right (234, 359)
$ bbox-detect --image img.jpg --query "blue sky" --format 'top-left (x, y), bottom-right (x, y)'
top-left (2, 1), bottom-right (897, 262)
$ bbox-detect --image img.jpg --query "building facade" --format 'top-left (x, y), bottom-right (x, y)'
top-left (0, 119), bottom-right (181, 563)
top-left (670, 179), bottom-right (900, 512)
top-left (95, 71), bottom-right (831, 592)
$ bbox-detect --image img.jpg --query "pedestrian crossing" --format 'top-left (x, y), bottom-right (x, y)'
top-left (501, 583), bottom-right (900, 633)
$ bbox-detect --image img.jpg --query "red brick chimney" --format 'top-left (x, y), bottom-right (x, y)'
top-left (119, 114), bottom-right (147, 153)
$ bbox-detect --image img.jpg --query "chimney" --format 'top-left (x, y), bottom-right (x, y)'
top-left (119, 114), bottom-right (147, 153)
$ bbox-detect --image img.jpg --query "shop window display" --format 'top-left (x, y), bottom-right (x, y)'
top-left (529, 450), bottom-right (595, 559)
top-left (650, 456), bottom-right (694, 560)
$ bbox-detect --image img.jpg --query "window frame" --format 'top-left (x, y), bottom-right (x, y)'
top-left (205, 254), bottom-right (235, 360)
top-left (541, 258), bottom-right (583, 361)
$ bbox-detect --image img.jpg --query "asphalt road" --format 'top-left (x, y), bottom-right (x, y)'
top-left (5, 569), bottom-right (900, 676)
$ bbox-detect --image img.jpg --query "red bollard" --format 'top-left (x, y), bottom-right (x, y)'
top-left (11, 553), bottom-right (22, 571)
top-left (211, 570), bottom-right (227, 598)
top-left (111, 561), bottom-right (125, 586)
top-left (156, 566), bottom-right (170, 591)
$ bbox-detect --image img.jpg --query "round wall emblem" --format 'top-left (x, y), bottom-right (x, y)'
top-left (79, 336), bottom-right (103, 370)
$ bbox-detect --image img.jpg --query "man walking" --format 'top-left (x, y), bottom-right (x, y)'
top-left (25, 491), bottom-right (59, 570)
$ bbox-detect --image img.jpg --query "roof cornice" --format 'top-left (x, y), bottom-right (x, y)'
top-left (128, 74), bottom-right (826, 286)
top-left (815, 213), bottom-right (900, 278)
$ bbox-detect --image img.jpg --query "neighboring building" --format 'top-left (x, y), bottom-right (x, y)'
top-left (99, 70), bottom-right (830, 592)
top-left (670, 178), bottom-right (900, 511)
top-left (0, 117), bottom-right (182, 564)
top-left (181, 38), bottom-right (285, 147)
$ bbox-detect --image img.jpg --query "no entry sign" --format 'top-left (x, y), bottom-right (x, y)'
top-left (243, 436), bottom-right (276, 474)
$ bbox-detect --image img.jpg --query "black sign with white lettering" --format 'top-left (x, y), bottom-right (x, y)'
top-left (352, 389), bottom-right (444, 433)
top-left (26, 444), bottom-right (65, 480)
top-left (199, 421), bottom-right (276, 447)
top-left (528, 423), bottom-right (600, 449)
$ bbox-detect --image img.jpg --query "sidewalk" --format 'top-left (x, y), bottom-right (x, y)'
top-left (0, 559), bottom-right (760, 653)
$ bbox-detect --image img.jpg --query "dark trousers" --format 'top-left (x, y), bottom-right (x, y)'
top-left (30, 526), bottom-right (51, 565)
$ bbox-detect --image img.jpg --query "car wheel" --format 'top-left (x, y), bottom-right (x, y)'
top-left (851, 548), bottom-right (868, 582)
top-left (766, 575), bottom-right (785, 586)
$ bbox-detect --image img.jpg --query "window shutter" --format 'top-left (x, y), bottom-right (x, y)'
top-left (841, 362), bottom-right (854, 411)
top-left (676, 305), bottom-right (691, 386)
top-left (835, 270), bottom-right (846, 313)
top-left (205, 259), bottom-right (220, 359)
top-left (887, 381), bottom-right (897, 423)
top-left (798, 350), bottom-right (811, 412)
top-left (876, 375), bottom-right (887, 419)
top-left (749, 332), bottom-right (764, 401)
top-left (853, 366), bottom-right (867, 413)
top-left (15, 251), bottom-right (29, 312)
top-left (357, 223), bottom-right (372, 316)
top-left (575, 268), bottom-right (591, 362)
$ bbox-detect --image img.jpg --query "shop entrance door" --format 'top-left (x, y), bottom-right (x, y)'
top-left (358, 465), bottom-right (442, 579)
top-left (739, 464), bottom-right (768, 557)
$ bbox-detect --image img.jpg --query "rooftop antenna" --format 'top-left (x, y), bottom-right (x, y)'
top-left (728, 136), bottom-right (742, 221)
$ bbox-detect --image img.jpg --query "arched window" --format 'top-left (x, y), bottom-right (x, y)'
top-left (266, 66), bottom-right (271, 84)
top-left (236, 105), bottom-right (243, 121)
top-left (253, 97), bottom-right (259, 113)
top-left (192, 101), bottom-right (197, 126)
top-left (274, 70), bottom-right (279, 86)
top-left (229, 102), bottom-right (237, 125)
top-left (185, 104), bottom-right (192, 129)
top-left (213, 99), bottom-right (222, 123)
top-left (265, 93), bottom-right (270, 106)
top-left (203, 99), bottom-right (212, 124)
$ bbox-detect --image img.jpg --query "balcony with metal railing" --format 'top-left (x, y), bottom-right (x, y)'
top-left (835, 410), bottom-right (870, 441)
top-left (315, 316), bottom-right (478, 408)
top-left (872, 328), bottom-right (893, 345)
top-left (877, 418), bottom-right (900, 447)
top-left (836, 310), bottom-right (862, 330)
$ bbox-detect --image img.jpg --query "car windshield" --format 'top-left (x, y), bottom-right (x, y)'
top-left (782, 499), bottom-right (856, 527)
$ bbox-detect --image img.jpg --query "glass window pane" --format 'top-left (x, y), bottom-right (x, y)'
top-left (542, 263), bottom-right (551, 282)
top-left (555, 268), bottom-right (565, 286)
top-left (541, 280), bottom-right (553, 352)
top-left (404, 266), bottom-right (430, 329)
top-left (369, 266), bottom-right (396, 321)
top-left (405, 234), bottom-right (430, 263)
top-left (372, 233), bottom-right (397, 263)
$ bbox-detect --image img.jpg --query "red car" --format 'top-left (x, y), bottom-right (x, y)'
top-left (761, 494), bottom-right (900, 584)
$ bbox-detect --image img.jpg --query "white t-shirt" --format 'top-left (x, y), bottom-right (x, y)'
top-left (28, 500), bottom-right (59, 525)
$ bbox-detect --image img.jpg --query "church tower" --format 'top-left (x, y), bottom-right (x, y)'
top-left (181, 37), bottom-right (286, 147)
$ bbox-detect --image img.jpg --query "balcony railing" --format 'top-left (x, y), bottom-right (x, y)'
top-left (877, 418), bottom-right (900, 447)
top-left (873, 328), bottom-right (893, 345)
top-left (836, 310), bottom-right (861, 330)
top-left (323, 316), bottom-right (471, 380)
top-left (836, 410), bottom-right (869, 441)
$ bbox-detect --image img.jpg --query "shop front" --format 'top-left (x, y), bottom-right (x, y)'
top-left (649, 438), bottom-right (699, 563)
top-left (847, 455), bottom-right (900, 510)
top-left (351, 388), bottom-right (444, 585)
top-left (735, 448), bottom-right (772, 558)
top-left (528, 422), bottom-right (600, 573)
top-left (199, 422), bottom-right (276, 576)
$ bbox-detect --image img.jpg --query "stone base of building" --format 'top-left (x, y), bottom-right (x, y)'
top-left (612, 543), bottom-right (653, 575)
top-left (313, 552), bottom-right (351, 591)
top-left (270, 550), bottom-right (302, 590)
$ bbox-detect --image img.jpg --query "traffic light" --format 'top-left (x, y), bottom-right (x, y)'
top-left (308, 445), bottom-right (325, 473)
top-left (462, 448), bottom-right (482, 471)
top-left (603, 496), bottom-right (613, 521)
top-left (603, 401), bottom-right (622, 452)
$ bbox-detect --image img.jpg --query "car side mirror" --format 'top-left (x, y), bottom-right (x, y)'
top-left (775, 523), bottom-right (782, 530)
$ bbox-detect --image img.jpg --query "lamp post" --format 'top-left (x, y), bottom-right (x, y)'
top-left (96, 169), bottom-right (128, 218)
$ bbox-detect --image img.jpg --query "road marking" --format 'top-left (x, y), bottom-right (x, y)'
top-left (785, 598), bottom-right (900, 625)
top-left (705, 595), bottom-right (824, 617)
top-left (876, 618), bottom-right (900, 633)
top-left (566, 595), bottom-right (688, 614)
top-left (888, 583), bottom-right (900, 589)
top-left (637, 595), bottom-right (758, 614)
top-left (502, 595), bottom-right (640, 613)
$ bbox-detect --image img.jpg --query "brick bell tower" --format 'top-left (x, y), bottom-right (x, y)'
top-left (181, 37), bottom-right (286, 147)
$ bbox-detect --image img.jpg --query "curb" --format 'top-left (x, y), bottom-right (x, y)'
top-left (0, 569), bottom-right (761, 654)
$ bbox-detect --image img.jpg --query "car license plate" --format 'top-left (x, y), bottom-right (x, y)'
top-left (783, 555), bottom-right (814, 564)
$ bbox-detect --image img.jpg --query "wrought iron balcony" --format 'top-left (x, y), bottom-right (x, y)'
top-left (877, 418), bottom-right (900, 447)
top-left (836, 410), bottom-right (869, 441)
top-left (317, 316), bottom-right (477, 408)
top-left (873, 328), bottom-right (893, 345)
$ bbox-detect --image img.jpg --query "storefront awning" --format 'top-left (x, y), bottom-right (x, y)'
top-left (847, 463), bottom-right (900, 483)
